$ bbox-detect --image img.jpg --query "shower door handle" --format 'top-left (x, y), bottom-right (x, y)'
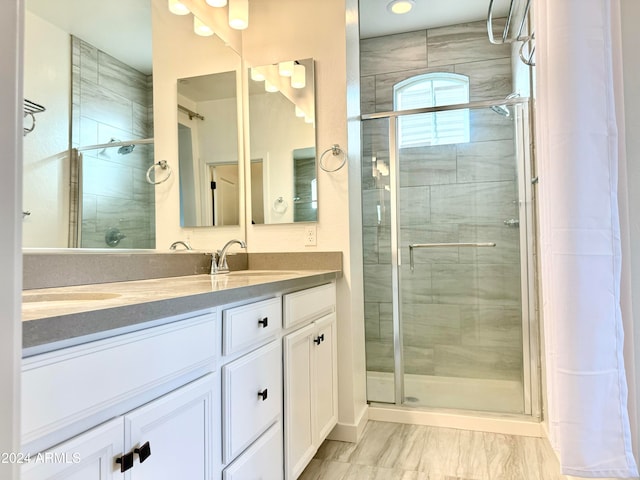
top-left (408, 242), bottom-right (496, 271)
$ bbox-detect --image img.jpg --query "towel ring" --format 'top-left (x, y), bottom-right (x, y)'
top-left (319, 144), bottom-right (346, 172)
top-left (273, 196), bottom-right (288, 213)
top-left (146, 160), bottom-right (172, 185)
top-left (23, 112), bottom-right (36, 136)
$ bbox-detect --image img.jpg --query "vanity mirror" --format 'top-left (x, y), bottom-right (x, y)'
top-left (23, 0), bottom-right (154, 249)
top-left (177, 68), bottom-right (241, 227)
top-left (248, 58), bottom-right (317, 224)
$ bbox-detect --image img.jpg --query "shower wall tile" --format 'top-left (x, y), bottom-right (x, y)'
top-left (404, 346), bottom-right (435, 375)
top-left (456, 139), bottom-right (516, 183)
top-left (399, 186), bottom-right (430, 225)
top-left (379, 302), bottom-right (393, 341)
top-left (360, 31), bottom-right (427, 77)
top-left (365, 303), bottom-right (381, 340)
top-left (469, 108), bottom-right (514, 143)
top-left (460, 306), bottom-right (522, 348)
top-left (80, 77), bottom-right (133, 132)
top-left (362, 119), bottom-right (389, 160)
top-left (377, 226), bottom-right (392, 264)
top-left (402, 312), bottom-right (462, 349)
top-left (398, 265), bottom-right (433, 304)
top-left (366, 340), bottom-right (395, 372)
top-left (433, 344), bottom-right (522, 380)
top-left (133, 102), bottom-right (151, 138)
top-left (458, 224), bottom-right (521, 265)
top-left (133, 167), bottom-right (155, 202)
top-left (361, 76), bottom-right (376, 115)
top-left (374, 65), bottom-right (455, 112)
top-left (79, 40), bottom-right (99, 84)
top-left (83, 159), bottom-right (133, 198)
top-left (362, 226), bottom-right (380, 264)
top-left (455, 57), bottom-right (512, 101)
top-left (398, 145), bottom-right (457, 187)
top-left (364, 264), bottom-right (394, 303)
top-left (362, 188), bottom-right (391, 227)
top-left (400, 224), bottom-right (460, 265)
top-left (81, 194), bottom-right (97, 233)
top-left (98, 51), bottom-right (147, 105)
top-left (430, 181), bottom-right (517, 224)
top-left (427, 20), bottom-right (511, 67)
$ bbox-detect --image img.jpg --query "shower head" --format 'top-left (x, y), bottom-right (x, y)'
top-left (490, 92), bottom-right (520, 118)
top-left (118, 144), bottom-right (135, 155)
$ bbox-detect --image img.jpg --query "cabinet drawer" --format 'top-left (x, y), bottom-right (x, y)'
top-left (283, 283), bottom-right (335, 329)
top-left (223, 297), bottom-right (281, 355)
top-left (22, 313), bottom-right (216, 452)
top-left (223, 422), bottom-right (283, 480)
top-left (223, 341), bottom-right (282, 463)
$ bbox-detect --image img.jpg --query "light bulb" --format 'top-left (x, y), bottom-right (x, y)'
top-left (387, 0), bottom-right (414, 14)
top-left (278, 61), bottom-right (294, 77)
top-left (229, 0), bottom-right (248, 30)
top-left (265, 81), bottom-right (278, 93)
top-left (295, 106), bottom-right (305, 118)
top-left (168, 0), bottom-right (190, 15)
top-left (305, 115), bottom-right (314, 124)
top-left (250, 67), bottom-right (265, 82)
top-left (206, 0), bottom-right (227, 6)
top-left (194, 16), bottom-right (214, 36)
top-left (291, 63), bottom-right (306, 89)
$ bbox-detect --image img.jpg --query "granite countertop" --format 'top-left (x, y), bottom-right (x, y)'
top-left (22, 270), bottom-right (338, 356)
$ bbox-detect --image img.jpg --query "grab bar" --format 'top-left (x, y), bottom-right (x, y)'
top-left (409, 242), bottom-right (496, 271)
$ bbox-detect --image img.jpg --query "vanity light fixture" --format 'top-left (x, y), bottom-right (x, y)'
top-left (168, 0), bottom-right (190, 15)
top-left (229, 0), bottom-right (249, 30)
top-left (291, 62), bottom-right (306, 89)
top-left (250, 67), bottom-right (265, 82)
top-left (264, 81), bottom-right (278, 93)
top-left (278, 61), bottom-right (294, 77)
top-left (304, 115), bottom-right (314, 124)
top-left (387, 0), bottom-right (415, 14)
top-left (206, 0), bottom-right (227, 6)
top-left (295, 106), bottom-right (305, 118)
top-left (194, 16), bottom-right (214, 36)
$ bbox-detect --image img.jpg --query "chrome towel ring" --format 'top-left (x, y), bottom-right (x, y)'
top-left (146, 160), bottom-right (172, 185)
top-left (319, 144), bottom-right (346, 172)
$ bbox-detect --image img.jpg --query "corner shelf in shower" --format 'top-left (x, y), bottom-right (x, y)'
top-left (23, 99), bottom-right (46, 136)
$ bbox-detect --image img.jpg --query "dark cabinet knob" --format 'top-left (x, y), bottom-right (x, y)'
top-left (314, 334), bottom-right (325, 345)
top-left (116, 452), bottom-right (134, 472)
top-left (258, 389), bottom-right (268, 401)
top-left (258, 317), bottom-right (268, 328)
top-left (134, 441), bottom-right (151, 463)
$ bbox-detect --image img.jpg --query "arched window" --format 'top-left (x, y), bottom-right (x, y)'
top-left (393, 72), bottom-right (470, 147)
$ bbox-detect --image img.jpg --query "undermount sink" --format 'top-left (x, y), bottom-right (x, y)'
top-left (23, 292), bottom-right (122, 303)
top-left (225, 270), bottom-right (300, 277)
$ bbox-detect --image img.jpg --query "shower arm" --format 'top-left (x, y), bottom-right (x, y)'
top-left (408, 242), bottom-right (496, 272)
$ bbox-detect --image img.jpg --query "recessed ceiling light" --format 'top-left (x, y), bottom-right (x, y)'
top-left (387, 0), bottom-right (415, 14)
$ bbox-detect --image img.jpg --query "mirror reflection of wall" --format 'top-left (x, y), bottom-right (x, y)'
top-left (248, 58), bottom-right (317, 224)
top-left (23, 0), bottom-right (154, 249)
top-left (177, 71), bottom-right (241, 227)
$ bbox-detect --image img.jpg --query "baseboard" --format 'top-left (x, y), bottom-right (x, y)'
top-left (327, 405), bottom-right (369, 443)
top-left (368, 405), bottom-right (543, 437)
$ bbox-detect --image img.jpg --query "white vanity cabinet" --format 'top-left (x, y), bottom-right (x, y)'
top-left (283, 284), bottom-right (337, 480)
top-left (21, 374), bottom-right (216, 480)
top-left (21, 312), bottom-right (218, 479)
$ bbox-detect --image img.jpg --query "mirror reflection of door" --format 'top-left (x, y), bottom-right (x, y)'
top-left (209, 164), bottom-right (240, 225)
top-left (251, 159), bottom-right (265, 224)
top-left (293, 147), bottom-right (317, 222)
top-left (178, 122), bottom-right (199, 226)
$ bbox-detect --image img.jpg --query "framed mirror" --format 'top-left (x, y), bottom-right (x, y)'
top-left (248, 58), bottom-right (317, 224)
top-left (177, 69), bottom-right (241, 227)
top-left (23, 0), bottom-right (154, 249)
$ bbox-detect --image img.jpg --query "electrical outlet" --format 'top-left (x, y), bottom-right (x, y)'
top-left (304, 225), bottom-right (317, 246)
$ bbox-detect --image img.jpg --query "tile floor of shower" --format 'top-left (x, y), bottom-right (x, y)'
top-left (299, 420), bottom-right (633, 480)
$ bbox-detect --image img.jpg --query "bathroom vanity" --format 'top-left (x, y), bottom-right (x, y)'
top-left (20, 269), bottom-right (339, 480)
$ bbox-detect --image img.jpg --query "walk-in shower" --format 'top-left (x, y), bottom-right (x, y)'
top-left (361, 97), bottom-right (539, 418)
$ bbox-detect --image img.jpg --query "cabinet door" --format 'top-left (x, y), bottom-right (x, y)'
top-left (125, 374), bottom-right (217, 480)
top-left (313, 313), bottom-right (338, 445)
top-left (21, 418), bottom-right (123, 480)
top-left (223, 422), bottom-right (283, 480)
top-left (283, 323), bottom-right (315, 480)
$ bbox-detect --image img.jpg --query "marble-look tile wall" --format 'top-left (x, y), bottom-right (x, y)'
top-left (71, 36), bottom-right (155, 249)
top-left (361, 21), bottom-right (524, 384)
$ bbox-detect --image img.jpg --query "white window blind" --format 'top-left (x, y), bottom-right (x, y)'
top-left (394, 73), bottom-right (470, 147)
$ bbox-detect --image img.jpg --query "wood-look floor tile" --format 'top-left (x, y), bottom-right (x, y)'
top-left (298, 459), bottom-right (350, 480)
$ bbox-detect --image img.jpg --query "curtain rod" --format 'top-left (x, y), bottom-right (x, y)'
top-left (178, 104), bottom-right (205, 121)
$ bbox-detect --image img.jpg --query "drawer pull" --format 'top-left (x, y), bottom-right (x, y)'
top-left (314, 334), bottom-right (325, 345)
top-left (258, 388), bottom-right (268, 401)
top-left (258, 317), bottom-right (269, 328)
top-left (135, 441), bottom-right (152, 463)
top-left (116, 452), bottom-right (134, 472)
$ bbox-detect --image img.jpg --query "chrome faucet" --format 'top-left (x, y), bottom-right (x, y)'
top-left (211, 239), bottom-right (246, 275)
top-left (169, 240), bottom-right (192, 250)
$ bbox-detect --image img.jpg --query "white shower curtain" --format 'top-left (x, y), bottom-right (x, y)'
top-left (535, 0), bottom-right (638, 477)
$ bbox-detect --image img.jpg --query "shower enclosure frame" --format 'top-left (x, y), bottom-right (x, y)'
top-left (361, 97), bottom-right (541, 419)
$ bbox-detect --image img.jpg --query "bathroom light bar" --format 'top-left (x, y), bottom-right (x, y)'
top-left (279, 61), bottom-right (294, 77)
top-left (194, 16), bottom-right (214, 36)
top-left (291, 63), bottom-right (305, 89)
top-left (229, 0), bottom-right (249, 30)
top-left (168, 0), bottom-right (190, 15)
top-left (250, 67), bottom-right (265, 82)
top-left (206, 0), bottom-right (227, 6)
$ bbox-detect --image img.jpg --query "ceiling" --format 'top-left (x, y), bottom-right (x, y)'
top-left (359, 0), bottom-right (511, 39)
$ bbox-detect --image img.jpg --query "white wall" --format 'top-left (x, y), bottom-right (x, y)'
top-left (0, 1), bottom-right (22, 478)
top-left (242, 0), bottom-right (368, 440)
top-left (22, 11), bottom-right (70, 248)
